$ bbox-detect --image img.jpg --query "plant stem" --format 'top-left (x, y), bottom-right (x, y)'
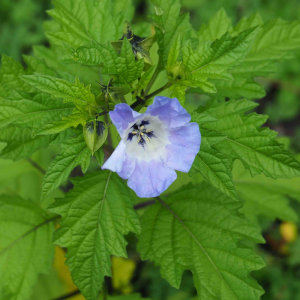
top-left (145, 82), bottom-right (170, 100)
top-left (52, 289), bottom-right (81, 300)
top-left (27, 158), bottom-right (46, 175)
top-left (145, 65), bottom-right (162, 95)
top-left (134, 199), bottom-right (156, 210)
top-left (27, 158), bottom-right (66, 193)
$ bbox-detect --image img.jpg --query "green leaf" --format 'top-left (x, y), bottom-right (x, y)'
top-left (35, 113), bottom-right (87, 136)
top-left (182, 27), bottom-right (258, 91)
top-left (136, 65), bottom-right (156, 91)
top-left (41, 134), bottom-right (91, 200)
top-left (22, 55), bottom-right (58, 78)
top-left (167, 34), bottom-right (181, 68)
top-left (0, 126), bottom-right (54, 161)
top-left (0, 54), bottom-right (34, 98)
top-left (169, 84), bottom-right (186, 106)
top-left (231, 17), bottom-right (300, 78)
top-left (200, 99), bottom-right (300, 179)
top-left (94, 147), bottom-right (105, 166)
top-left (33, 45), bottom-right (100, 94)
top-left (211, 77), bottom-right (266, 100)
top-left (20, 75), bottom-right (98, 112)
top-left (65, 38), bottom-right (144, 84)
top-left (0, 90), bottom-right (73, 132)
top-left (150, 0), bottom-right (192, 68)
top-left (197, 8), bottom-right (233, 44)
top-left (117, 37), bottom-right (144, 83)
top-left (108, 294), bottom-right (149, 300)
top-left (190, 127), bottom-right (237, 200)
top-left (233, 160), bottom-right (299, 222)
top-left (0, 195), bottom-right (55, 300)
top-left (138, 183), bottom-right (265, 300)
top-left (49, 171), bottom-right (141, 300)
top-left (46, 0), bottom-right (128, 48)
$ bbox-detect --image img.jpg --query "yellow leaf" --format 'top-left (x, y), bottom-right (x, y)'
top-left (280, 222), bottom-right (298, 242)
top-left (112, 256), bottom-right (136, 294)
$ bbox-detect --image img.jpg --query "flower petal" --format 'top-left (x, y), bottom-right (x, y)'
top-left (109, 103), bottom-right (141, 136)
top-left (102, 141), bottom-right (136, 179)
top-left (146, 96), bottom-right (191, 128)
top-left (102, 141), bottom-right (126, 173)
top-left (165, 123), bottom-right (201, 172)
top-left (127, 159), bottom-right (177, 198)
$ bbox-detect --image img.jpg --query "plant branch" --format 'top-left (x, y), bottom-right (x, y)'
top-left (27, 158), bottom-right (46, 175)
top-left (52, 289), bottom-right (81, 300)
top-left (145, 82), bottom-right (170, 100)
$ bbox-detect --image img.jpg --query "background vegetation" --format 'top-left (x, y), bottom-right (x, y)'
top-left (1, 0), bottom-right (300, 299)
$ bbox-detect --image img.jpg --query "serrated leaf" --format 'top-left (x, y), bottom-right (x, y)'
top-left (33, 45), bottom-right (100, 94)
top-left (0, 55), bottom-right (34, 98)
top-left (136, 65), bottom-right (156, 91)
top-left (190, 127), bottom-right (237, 200)
top-left (22, 55), bottom-right (58, 77)
top-left (49, 171), bottom-right (141, 300)
top-left (108, 294), bottom-right (149, 300)
top-left (211, 77), bottom-right (266, 100)
top-left (46, 0), bottom-right (128, 48)
top-left (0, 126), bottom-right (54, 161)
top-left (118, 37), bottom-right (144, 83)
top-left (197, 8), bottom-right (233, 44)
top-left (138, 183), bottom-right (265, 300)
top-left (231, 18), bottom-right (300, 78)
top-left (150, 0), bottom-right (192, 68)
top-left (20, 75), bottom-right (98, 112)
top-left (169, 84), bottom-right (186, 106)
top-left (200, 99), bottom-right (300, 179)
top-left (167, 34), bottom-right (181, 68)
top-left (67, 38), bottom-right (144, 84)
top-left (233, 160), bottom-right (299, 222)
top-left (182, 27), bottom-right (258, 91)
top-left (41, 134), bottom-right (91, 200)
top-left (0, 90), bottom-right (73, 131)
top-left (0, 195), bottom-right (55, 300)
top-left (35, 113), bottom-right (87, 136)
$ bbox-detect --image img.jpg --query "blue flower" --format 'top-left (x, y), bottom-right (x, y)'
top-left (102, 96), bottom-right (201, 198)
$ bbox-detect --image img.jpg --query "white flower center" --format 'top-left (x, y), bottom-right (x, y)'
top-left (123, 115), bottom-right (169, 162)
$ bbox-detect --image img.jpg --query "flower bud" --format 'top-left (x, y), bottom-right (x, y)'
top-left (83, 120), bottom-right (108, 155)
top-left (167, 62), bottom-right (186, 80)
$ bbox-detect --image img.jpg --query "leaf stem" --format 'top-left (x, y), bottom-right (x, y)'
top-left (0, 215), bottom-right (61, 256)
top-left (52, 289), bottom-right (81, 300)
top-left (145, 65), bottom-right (162, 95)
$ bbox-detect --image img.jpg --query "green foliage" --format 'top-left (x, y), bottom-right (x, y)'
top-left (233, 160), bottom-right (300, 222)
top-left (0, 90), bottom-right (73, 135)
top-left (41, 134), bottom-right (91, 200)
top-left (49, 171), bottom-right (141, 300)
top-left (138, 183), bottom-right (265, 300)
top-left (0, 195), bottom-right (55, 300)
top-left (46, 0), bottom-right (131, 48)
top-left (0, 126), bottom-right (55, 161)
top-left (20, 75), bottom-right (97, 113)
top-left (1, 0), bottom-right (300, 299)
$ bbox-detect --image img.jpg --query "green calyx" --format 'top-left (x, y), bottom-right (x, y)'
top-left (111, 21), bottom-right (156, 69)
top-left (83, 120), bottom-right (108, 155)
top-left (167, 62), bottom-right (186, 81)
